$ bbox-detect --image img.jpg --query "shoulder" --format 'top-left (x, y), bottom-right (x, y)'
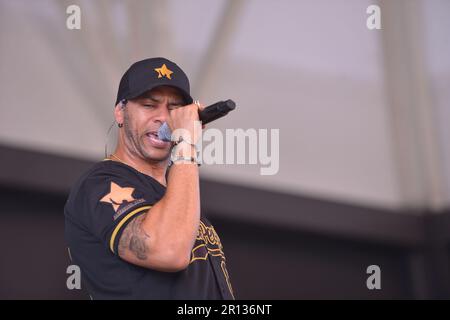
top-left (68, 160), bottom-right (133, 195)
top-left (65, 160), bottom-right (162, 223)
top-left (67, 160), bottom-right (165, 209)
top-left (65, 160), bottom-right (150, 212)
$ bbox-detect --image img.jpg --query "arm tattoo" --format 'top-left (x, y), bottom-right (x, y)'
top-left (118, 212), bottom-right (150, 260)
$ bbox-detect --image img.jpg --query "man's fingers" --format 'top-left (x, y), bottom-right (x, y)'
top-left (194, 100), bottom-right (206, 111)
top-left (194, 101), bottom-right (206, 129)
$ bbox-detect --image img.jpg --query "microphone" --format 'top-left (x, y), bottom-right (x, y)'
top-left (158, 99), bottom-right (236, 142)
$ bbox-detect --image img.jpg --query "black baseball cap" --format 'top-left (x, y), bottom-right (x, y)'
top-left (115, 57), bottom-right (193, 106)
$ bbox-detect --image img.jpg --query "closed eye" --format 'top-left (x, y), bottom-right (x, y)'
top-left (168, 104), bottom-right (182, 110)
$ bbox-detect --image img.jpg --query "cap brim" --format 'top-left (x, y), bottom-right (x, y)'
top-left (126, 83), bottom-right (193, 105)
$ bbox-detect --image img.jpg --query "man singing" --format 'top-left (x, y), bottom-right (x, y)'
top-left (64, 57), bottom-right (234, 299)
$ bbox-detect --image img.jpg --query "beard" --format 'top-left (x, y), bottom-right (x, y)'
top-left (123, 109), bottom-right (171, 163)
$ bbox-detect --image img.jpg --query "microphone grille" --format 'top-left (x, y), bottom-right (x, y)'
top-left (157, 122), bottom-right (172, 142)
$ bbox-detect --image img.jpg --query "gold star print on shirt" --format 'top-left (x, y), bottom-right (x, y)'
top-left (100, 181), bottom-right (136, 212)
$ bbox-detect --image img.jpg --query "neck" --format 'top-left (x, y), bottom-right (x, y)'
top-left (111, 146), bottom-right (169, 187)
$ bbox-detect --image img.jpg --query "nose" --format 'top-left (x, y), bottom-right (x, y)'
top-left (153, 103), bottom-right (170, 125)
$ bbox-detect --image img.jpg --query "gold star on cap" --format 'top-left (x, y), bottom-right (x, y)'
top-left (100, 181), bottom-right (136, 212)
top-left (154, 63), bottom-right (173, 79)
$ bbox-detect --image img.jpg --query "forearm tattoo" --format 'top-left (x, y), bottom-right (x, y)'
top-left (118, 213), bottom-right (150, 260)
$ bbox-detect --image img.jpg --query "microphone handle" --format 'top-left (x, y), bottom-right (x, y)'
top-left (157, 99), bottom-right (236, 142)
top-left (199, 99), bottom-right (236, 124)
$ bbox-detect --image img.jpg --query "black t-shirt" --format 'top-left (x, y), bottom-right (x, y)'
top-left (64, 159), bottom-right (234, 300)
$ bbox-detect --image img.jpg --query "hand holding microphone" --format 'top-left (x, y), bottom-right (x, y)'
top-left (165, 100), bottom-right (204, 147)
top-left (159, 99), bottom-right (236, 142)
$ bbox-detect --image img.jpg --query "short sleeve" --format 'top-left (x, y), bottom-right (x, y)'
top-left (74, 168), bottom-right (159, 255)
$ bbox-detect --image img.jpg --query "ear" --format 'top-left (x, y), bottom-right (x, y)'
top-left (114, 102), bottom-right (125, 125)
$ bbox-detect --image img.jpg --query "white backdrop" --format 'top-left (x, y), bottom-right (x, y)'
top-left (0, 0), bottom-right (448, 212)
